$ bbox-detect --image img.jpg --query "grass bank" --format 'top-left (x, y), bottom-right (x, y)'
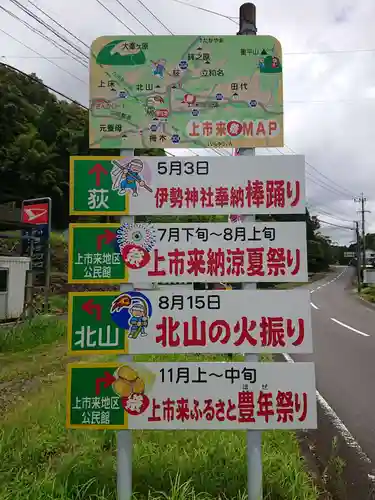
top-left (359, 285), bottom-right (375, 304)
top-left (0, 318), bottom-right (319, 500)
top-left (0, 316), bottom-right (66, 353)
top-left (0, 371), bottom-right (319, 500)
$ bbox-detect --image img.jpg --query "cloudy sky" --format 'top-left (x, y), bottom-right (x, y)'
top-left (1, 0), bottom-right (374, 244)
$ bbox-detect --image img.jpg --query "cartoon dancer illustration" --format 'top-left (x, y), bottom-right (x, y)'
top-left (151, 58), bottom-right (166, 78)
top-left (111, 158), bottom-right (153, 197)
top-left (128, 302), bottom-right (149, 338)
top-left (272, 56), bottom-right (280, 68)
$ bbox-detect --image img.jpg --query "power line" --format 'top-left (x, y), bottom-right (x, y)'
top-left (211, 148), bottom-right (228, 156)
top-left (308, 198), bottom-right (353, 214)
top-left (169, 0), bottom-right (237, 23)
top-left (167, 1), bottom-right (375, 56)
top-left (0, 5), bottom-right (88, 68)
top-left (309, 206), bottom-right (354, 222)
top-left (283, 145), bottom-right (356, 197)
top-left (318, 219), bottom-right (354, 230)
top-left (94, 0), bottom-right (136, 34)
top-left (113, 0), bottom-right (154, 35)
top-left (8, 0), bottom-right (88, 61)
top-left (136, 0), bottom-right (174, 34)
top-left (0, 28), bottom-right (86, 84)
top-left (1, 55), bottom-right (74, 59)
top-left (0, 61), bottom-right (88, 108)
top-left (283, 146), bottom-right (356, 198)
top-left (25, 0), bottom-right (90, 50)
top-left (271, 147), bottom-right (356, 199)
top-left (309, 206), bottom-right (354, 224)
top-left (305, 171), bottom-right (355, 198)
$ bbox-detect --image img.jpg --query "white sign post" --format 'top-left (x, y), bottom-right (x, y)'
top-left (74, 7), bottom-right (316, 500)
top-left (118, 148), bottom-right (134, 500)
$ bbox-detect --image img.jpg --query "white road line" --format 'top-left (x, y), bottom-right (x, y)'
top-left (331, 318), bottom-right (369, 337)
top-left (310, 302), bottom-right (319, 310)
top-left (310, 266), bottom-right (349, 294)
top-left (282, 353), bottom-right (373, 468)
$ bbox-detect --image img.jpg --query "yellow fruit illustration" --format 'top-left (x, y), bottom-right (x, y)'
top-left (112, 365), bottom-right (146, 397)
top-left (113, 379), bottom-right (133, 397)
top-left (118, 366), bottom-right (138, 382)
top-left (133, 377), bottom-right (145, 394)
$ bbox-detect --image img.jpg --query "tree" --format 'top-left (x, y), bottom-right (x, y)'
top-left (0, 64), bottom-right (165, 229)
top-left (366, 233), bottom-right (375, 251)
top-left (306, 212), bottom-right (333, 272)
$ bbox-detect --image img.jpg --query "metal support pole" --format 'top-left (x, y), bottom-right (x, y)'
top-left (361, 195), bottom-right (366, 272)
top-left (238, 4), bottom-right (262, 500)
top-left (117, 148), bottom-right (134, 500)
top-left (25, 237), bottom-right (35, 318)
top-left (44, 201), bottom-right (52, 314)
top-left (24, 267), bottom-right (34, 319)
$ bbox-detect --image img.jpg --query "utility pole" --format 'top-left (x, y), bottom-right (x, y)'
top-left (237, 4), bottom-right (262, 500)
top-left (354, 193), bottom-right (370, 279)
top-left (355, 221), bottom-right (361, 292)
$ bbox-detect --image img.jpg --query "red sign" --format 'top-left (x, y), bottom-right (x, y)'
top-left (94, 99), bottom-right (119, 110)
top-left (156, 109), bottom-right (169, 118)
top-left (22, 203), bottom-right (49, 224)
top-left (182, 94), bottom-right (196, 105)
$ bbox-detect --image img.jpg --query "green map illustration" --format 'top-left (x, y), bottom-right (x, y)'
top-left (90, 35), bottom-right (283, 149)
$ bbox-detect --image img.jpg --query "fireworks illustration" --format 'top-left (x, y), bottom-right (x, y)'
top-left (116, 223), bottom-right (156, 253)
top-left (116, 223), bottom-right (157, 269)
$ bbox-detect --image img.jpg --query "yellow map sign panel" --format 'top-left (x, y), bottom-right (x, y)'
top-left (90, 35), bottom-right (284, 149)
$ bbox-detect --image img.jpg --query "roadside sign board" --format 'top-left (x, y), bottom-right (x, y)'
top-left (68, 222), bottom-right (308, 284)
top-left (364, 269), bottom-right (375, 284)
top-left (344, 252), bottom-right (355, 258)
top-left (89, 35), bottom-right (283, 149)
top-left (69, 155), bottom-right (305, 216)
top-left (67, 289), bottom-right (313, 355)
top-left (21, 197), bottom-right (51, 275)
top-left (66, 361), bottom-right (317, 430)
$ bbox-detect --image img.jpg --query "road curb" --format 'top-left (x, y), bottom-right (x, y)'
top-left (276, 353), bottom-right (375, 499)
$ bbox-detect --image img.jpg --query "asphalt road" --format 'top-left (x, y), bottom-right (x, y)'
top-left (293, 266), bottom-right (375, 464)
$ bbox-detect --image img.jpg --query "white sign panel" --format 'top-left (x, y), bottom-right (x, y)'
top-left (71, 155), bottom-right (306, 216)
top-left (69, 221), bottom-right (308, 283)
top-left (122, 221), bottom-right (308, 283)
top-left (364, 269), bottom-right (375, 284)
top-left (67, 361), bottom-right (317, 430)
top-left (69, 289), bottom-right (313, 355)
